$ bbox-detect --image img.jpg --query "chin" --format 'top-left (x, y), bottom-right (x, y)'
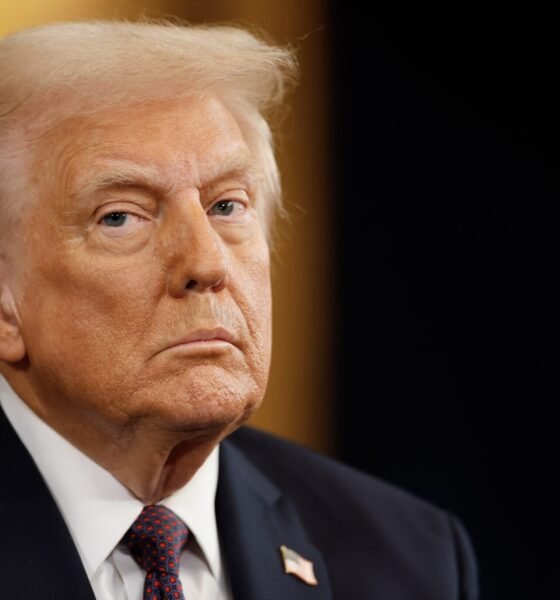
top-left (135, 368), bottom-right (264, 434)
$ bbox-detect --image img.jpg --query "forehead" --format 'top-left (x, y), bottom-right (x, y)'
top-left (36, 95), bottom-right (256, 197)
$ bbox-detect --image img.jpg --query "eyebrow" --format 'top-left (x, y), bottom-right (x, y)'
top-left (73, 160), bottom-right (164, 199)
top-left (202, 150), bottom-right (258, 185)
top-left (74, 151), bottom-right (258, 199)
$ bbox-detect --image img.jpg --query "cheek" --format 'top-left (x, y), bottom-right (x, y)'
top-left (16, 243), bottom-right (163, 370)
top-left (235, 246), bottom-right (272, 371)
top-left (14, 256), bottom-right (163, 420)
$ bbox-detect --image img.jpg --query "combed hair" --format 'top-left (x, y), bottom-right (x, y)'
top-left (0, 21), bottom-right (298, 244)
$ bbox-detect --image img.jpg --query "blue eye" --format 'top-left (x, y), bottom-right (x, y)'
top-left (102, 212), bottom-right (128, 227)
top-left (210, 200), bottom-right (235, 216)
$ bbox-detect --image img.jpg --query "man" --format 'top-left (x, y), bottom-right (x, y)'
top-left (0, 21), bottom-right (478, 600)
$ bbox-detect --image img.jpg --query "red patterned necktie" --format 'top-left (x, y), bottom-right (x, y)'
top-left (121, 505), bottom-right (189, 600)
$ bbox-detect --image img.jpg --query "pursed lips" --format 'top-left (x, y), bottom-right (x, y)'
top-left (174, 327), bottom-right (234, 345)
top-left (160, 327), bottom-right (237, 354)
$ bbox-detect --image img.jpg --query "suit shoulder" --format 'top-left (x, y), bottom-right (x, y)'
top-left (226, 426), bottom-right (479, 599)
top-left (228, 426), bottom-right (453, 535)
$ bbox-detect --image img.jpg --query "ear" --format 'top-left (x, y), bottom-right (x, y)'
top-left (0, 284), bottom-right (26, 363)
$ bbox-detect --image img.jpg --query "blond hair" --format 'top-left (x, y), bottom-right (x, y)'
top-left (0, 21), bottom-right (297, 244)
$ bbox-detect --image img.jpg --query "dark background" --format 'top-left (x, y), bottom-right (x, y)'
top-left (331, 4), bottom-right (559, 599)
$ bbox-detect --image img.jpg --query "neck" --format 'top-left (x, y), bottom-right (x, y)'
top-left (92, 422), bottom-right (227, 503)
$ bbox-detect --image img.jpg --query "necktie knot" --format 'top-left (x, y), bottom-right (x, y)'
top-left (122, 505), bottom-right (188, 580)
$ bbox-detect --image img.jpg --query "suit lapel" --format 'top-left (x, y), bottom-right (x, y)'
top-left (217, 437), bottom-right (333, 600)
top-left (0, 408), bottom-right (96, 600)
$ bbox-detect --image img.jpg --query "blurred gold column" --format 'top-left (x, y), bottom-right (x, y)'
top-left (1, 0), bottom-right (333, 452)
top-left (0, 1), bottom-right (163, 34)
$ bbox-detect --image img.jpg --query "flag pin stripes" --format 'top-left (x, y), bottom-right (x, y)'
top-left (279, 545), bottom-right (319, 586)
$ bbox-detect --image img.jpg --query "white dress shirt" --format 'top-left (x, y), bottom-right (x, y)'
top-left (0, 376), bottom-right (232, 600)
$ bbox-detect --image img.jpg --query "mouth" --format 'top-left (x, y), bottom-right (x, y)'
top-left (156, 327), bottom-right (237, 357)
top-left (173, 327), bottom-right (235, 346)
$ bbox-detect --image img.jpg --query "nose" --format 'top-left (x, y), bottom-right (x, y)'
top-left (165, 202), bottom-right (229, 297)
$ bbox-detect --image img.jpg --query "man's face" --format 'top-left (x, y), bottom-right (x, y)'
top-left (9, 95), bottom-right (272, 437)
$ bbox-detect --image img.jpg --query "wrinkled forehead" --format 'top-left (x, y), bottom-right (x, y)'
top-left (40, 95), bottom-right (254, 180)
top-left (22, 93), bottom-right (265, 213)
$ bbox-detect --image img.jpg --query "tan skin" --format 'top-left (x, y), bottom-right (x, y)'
top-left (0, 95), bottom-right (272, 503)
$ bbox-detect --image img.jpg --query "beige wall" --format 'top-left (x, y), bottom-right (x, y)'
top-left (0, 0), bottom-right (333, 452)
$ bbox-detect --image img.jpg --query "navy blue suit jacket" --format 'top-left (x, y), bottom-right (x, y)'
top-left (0, 409), bottom-right (478, 599)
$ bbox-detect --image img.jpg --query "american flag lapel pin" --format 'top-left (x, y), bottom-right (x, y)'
top-left (279, 545), bottom-right (319, 586)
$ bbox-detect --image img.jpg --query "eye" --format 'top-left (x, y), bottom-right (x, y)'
top-left (210, 200), bottom-right (237, 216)
top-left (97, 210), bottom-right (149, 238)
top-left (102, 212), bottom-right (128, 227)
top-left (208, 199), bottom-right (250, 223)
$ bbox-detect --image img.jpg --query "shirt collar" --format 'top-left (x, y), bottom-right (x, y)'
top-left (0, 375), bottom-right (222, 580)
